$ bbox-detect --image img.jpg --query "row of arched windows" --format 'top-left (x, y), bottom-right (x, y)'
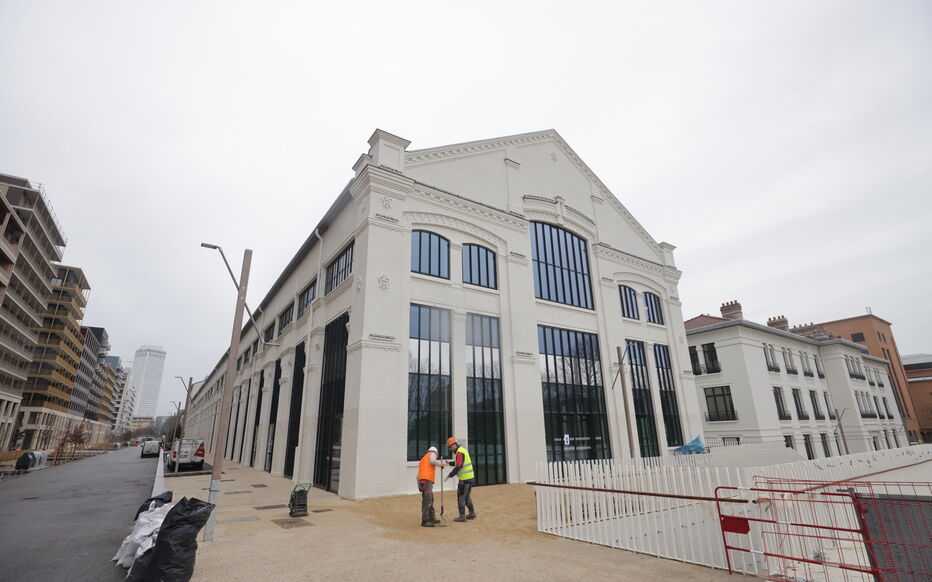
top-left (410, 223), bottom-right (665, 325)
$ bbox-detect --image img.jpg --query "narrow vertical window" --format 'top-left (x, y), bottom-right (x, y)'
top-left (644, 292), bottom-right (664, 325)
top-left (627, 339), bottom-right (660, 457)
top-left (653, 344), bottom-right (683, 446)
top-left (792, 389), bottom-right (808, 419)
top-left (466, 314), bottom-right (505, 484)
top-left (618, 285), bottom-right (639, 319)
top-left (462, 244), bottom-right (497, 289)
top-left (407, 305), bottom-right (452, 461)
top-left (411, 231), bottom-right (450, 279)
top-left (530, 222), bottom-right (593, 309)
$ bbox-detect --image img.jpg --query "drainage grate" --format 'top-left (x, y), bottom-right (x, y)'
top-left (221, 479), bottom-right (235, 482)
top-left (250, 484), bottom-right (268, 488)
top-left (311, 509), bottom-right (333, 513)
top-left (254, 504), bottom-right (288, 510)
top-left (224, 490), bottom-right (252, 495)
top-left (22, 496), bottom-right (39, 500)
top-left (271, 518), bottom-right (312, 529)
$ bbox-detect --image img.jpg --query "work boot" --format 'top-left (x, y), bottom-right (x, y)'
top-left (454, 515), bottom-right (468, 522)
top-left (421, 521), bottom-right (435, 527)
top-left (467, 511), bottom-right (477, 520)
top-left (431, 518), bottom-right (442, 524)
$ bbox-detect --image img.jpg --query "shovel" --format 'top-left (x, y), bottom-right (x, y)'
top-left (438, 465), bottom-right (447, 527)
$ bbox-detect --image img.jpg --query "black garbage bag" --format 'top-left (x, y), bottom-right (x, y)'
top-left (15, 452), bottom-right (33, 471)
top-left (134, 490), bottom-right (173, 521)
top-left (127, 497), bottom-right (215, 582)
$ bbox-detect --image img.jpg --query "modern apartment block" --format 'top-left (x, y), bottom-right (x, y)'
top-left (84, 326), bottom-right (117, 442)
top-left (903, 353), bottom-right (932, 442)
top-left (107, 355), bottom-right (132, 435)
top-left (0, 174), bottom-right (67, 450)
top-left (686, 302), bottom-right (907, 458)
top-left (0, 185), bottom-right (26, 447)
top-left (186, 129), bottom-right (702, 499)
top-left (803, 314), bottom-right (920, 442)
top-left (18, 266), bottom-right (95, 449)
top-left (131, 345), bottom-right (167, 418)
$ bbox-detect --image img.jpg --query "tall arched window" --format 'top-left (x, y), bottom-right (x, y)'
top-left (410, 230), bottom-right (450, 279)
top-left (529, 222), bottom-right (593, 309)
top-left (644, 291), bottom-right (664, 325)
top-left (462, 244), bottom-right (497, 289)
top-left (619, 285), bottom-right (639, 319)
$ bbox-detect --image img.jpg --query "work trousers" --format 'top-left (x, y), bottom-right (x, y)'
top-left (418, 479), bottom-right (435, 524)
top-left (457, 479), bottom-right (475, 515)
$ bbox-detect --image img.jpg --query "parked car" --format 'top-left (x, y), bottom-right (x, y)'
top-left (166, 438), bottom-right (206, 471)
top-left (140, 440), bottom-right (162, 458)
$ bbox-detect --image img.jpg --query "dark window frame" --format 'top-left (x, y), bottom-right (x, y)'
top-left (774, 387), bottom-right (792, 420)
top-left (530, 222), bottom-right (593, 310)
top-left (792, 388), bottom-right (809, 420)
top-left (462, 243), bottom-right (497, 289)
top-left (407, 304), bottom-right (452, 462)
top-left (411, 230), bottom-right (451, 280)
top-left (644, 292), bottom-right (665, 325)
top-left (704, 386), bottom-right (737, 422)
top-left (466, 313), bottom-right (506, 485)
top-left (297, 279), bottom-right (317, 318)
top-left (653, 344), bottom-right (683, 447)
top-left (325, 241), bottom-right (354, 294)
top-left (539, 325), bottom-right (612, 461)
top-left (277, 302), bottom-right (294, 336)
top-left (619, 285), bottom-right (639, 320)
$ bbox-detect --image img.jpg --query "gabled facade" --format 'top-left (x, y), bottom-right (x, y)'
top-left (187, 129), bottom-right (702, 499)
top-left (686, 303), bottom-right (908, 458)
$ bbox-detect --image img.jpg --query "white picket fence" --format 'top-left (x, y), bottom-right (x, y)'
top-left (533, 445), bottom-right (932, 576)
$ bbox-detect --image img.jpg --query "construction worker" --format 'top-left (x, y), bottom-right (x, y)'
top-left (417, 445), bottom-right (445, 527)
top-left (445, 437), bottom-right (476, 522)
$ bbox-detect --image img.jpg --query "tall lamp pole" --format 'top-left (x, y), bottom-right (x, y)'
top-left (201, 243), bottom-right (252, 542)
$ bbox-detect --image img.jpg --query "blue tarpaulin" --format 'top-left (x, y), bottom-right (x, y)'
top-left (673, 435), bottom-right (706, 455)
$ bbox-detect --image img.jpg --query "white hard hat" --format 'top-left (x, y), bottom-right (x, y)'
top-left (428, 446), bottom-right (438, 454)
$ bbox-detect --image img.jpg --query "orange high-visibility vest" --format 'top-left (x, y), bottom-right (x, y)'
top-left (418, 451), bottom-right (437, 482)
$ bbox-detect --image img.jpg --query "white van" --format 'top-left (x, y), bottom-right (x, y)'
top-left (140, 440), bottom-right (162, 458)
top-left (167, 438), bottom-right (206, 471)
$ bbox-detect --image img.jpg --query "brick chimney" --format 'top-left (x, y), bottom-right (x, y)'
top-left (720, 300), bottom-right (743, 320)
top-left (767, 315), bottom-right (789, 331)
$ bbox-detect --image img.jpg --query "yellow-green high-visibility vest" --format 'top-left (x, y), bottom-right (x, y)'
top-left (455, 446), bottom-right (475, 481)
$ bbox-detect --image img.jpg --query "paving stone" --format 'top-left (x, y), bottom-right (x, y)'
top-left (271, 517), bottom-right (312, 529)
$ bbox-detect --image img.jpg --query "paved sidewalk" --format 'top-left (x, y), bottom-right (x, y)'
top-left (0, 447), bottom-right (157, 582)
top-left (169, 460), bottom-right (733, 582)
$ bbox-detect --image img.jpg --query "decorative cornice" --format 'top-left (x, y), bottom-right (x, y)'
top-left (611, 272), bottom-right (666, 295)
top-left (594, 244), bottom-right (668, 276)
top-left (404, 211), bottom-right (508, 250)
top-left (409, 184), bottom-right (527, 233)
top-left (347, 338), bottom-right (402, 353)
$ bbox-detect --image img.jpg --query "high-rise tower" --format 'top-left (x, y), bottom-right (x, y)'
top-left (131, 345), bottom-right (166, 418)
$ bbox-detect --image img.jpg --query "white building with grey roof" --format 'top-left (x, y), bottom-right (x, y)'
top-left (185, 129), bottom-right (704, 499)
top-left (685, 301), bottom-right (908, 458)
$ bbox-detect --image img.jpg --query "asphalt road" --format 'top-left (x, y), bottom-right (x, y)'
top-left (0, 447), bottom-right (157, 582)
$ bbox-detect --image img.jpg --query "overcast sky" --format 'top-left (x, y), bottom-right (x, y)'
top-left (1, 1), bottom-right (929, 415)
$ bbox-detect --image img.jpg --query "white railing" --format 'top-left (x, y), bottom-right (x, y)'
top-left (533, 445), bottom-right (932, 575)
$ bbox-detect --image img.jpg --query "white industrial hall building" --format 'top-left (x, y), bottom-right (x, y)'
top-left (685, 303), bottom-right (908, 457)
top-left (186, 129), bottom-right (703, 500)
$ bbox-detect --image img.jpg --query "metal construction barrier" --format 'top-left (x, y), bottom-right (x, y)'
top-left (717, 478), bottom-right (931, 582)
top-left (532, 445), bottom-right (932, 576)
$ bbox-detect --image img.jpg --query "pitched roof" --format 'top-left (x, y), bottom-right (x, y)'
top-left (684, 314), bottom-right (729, 330)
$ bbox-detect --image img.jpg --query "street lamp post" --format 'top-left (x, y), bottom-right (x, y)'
top-left (201, 244), bottom-right (252, 542)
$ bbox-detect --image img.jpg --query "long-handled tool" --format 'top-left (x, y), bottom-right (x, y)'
top-left (438, 465), bottom-right (447, 527)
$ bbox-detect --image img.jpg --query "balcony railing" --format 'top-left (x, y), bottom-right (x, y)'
top-left (786, 367), bottom-right (799, 375)
top-left (705, 410), bottom-right (738, 422)
top-left (767, 365), bottom-right (781, 373)
top-left (817, 372), bottom-right (825, 379)
top-left (692, 363), bottom-right (722, 375)
top-left (849, 373), bottom-right (866, 380)
top-left (860, 411), bottom-right (878, 419)
top-left (777, 411), bottom-right (792, 421)
top-left (813, 412), bottom-right (826, 420)
top-left (796, 410), bottom-right (810, 420)
top-left (803, 371), bottom-right (814, 378)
